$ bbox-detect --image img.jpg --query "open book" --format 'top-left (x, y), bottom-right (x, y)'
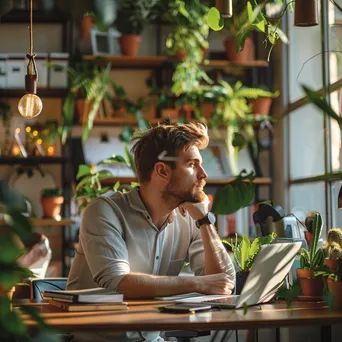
top-left (43, 287), bottom-right (124, 304)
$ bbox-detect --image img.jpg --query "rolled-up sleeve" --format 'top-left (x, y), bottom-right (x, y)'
top-left (79, 198), bottom-right (130, 290)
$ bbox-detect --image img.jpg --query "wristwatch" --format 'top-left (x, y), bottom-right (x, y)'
top-left (195, 212), bottom-right (216, 228)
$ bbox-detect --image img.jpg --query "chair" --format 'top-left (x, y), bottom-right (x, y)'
top-left (29, 278), bottom-right (72, 342)
top-left (30, 277), bottom-right (68, 300)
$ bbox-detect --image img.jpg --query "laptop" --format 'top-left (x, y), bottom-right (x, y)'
top-left (175, 242), bottom-right (302, 309)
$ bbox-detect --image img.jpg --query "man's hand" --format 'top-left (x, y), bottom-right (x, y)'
top-left (194, 273), bottom-right (235, 295)
top-left (178, 195), bottom-right (210, 221)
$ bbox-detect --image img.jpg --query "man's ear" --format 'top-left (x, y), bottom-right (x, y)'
top-left (154, 162), bottom-right (171, 181)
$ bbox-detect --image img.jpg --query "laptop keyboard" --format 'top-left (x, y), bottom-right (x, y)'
top-left (201, 297), bottom-right (238, 305)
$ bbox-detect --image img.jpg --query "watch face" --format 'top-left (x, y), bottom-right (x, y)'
top-left (208, 212), bottom-right (216, 225)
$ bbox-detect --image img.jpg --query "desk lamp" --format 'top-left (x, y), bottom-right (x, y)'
top-left (18, 0), bottom-right (43, 119)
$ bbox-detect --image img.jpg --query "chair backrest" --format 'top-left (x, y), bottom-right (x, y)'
top-left (30, 277), bottom-right (68, 300)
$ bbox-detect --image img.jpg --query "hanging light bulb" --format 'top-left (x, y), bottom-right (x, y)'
top-left (215, 0), bottom-right (233, 18)
top-left (18, 0), bottom-right (43, 119)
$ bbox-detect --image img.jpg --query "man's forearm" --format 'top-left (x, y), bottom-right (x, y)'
top-left (200, 224), bottom-right (235, 281)
top-left (118, 272), bottom-right (197, 299)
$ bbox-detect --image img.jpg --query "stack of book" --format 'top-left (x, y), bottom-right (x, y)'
top-left (42, 287), bottom-right (128, 312)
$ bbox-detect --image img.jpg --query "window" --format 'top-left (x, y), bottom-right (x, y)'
top-left (284, 0), bottom-right (342, 234)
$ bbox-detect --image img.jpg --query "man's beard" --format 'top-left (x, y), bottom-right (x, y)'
top-left (163, 175), bottom-right (206, 205)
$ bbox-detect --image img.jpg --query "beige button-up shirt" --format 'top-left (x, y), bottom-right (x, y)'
top-left (67, 188), bottom-right (205, 291)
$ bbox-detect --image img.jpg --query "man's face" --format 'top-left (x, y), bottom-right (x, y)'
top-left (163, 145), bottom-right (208, 204)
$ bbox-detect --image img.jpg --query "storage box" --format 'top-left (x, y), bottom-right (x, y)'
top-left (34, 53), bottom-right (48, 88)
top-left (7, 53), bottom-right (25, 89)
top-left (0, 54), bottom-right (8, 88)
top-left (49, 53), bottom-right (69, 88)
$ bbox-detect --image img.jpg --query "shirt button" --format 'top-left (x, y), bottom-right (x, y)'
top-left (156, 256), bottom-right (159, 260)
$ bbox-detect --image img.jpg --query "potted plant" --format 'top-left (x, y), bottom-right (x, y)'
top-left (327, 259), bottom-right (342, 311)
top-left (165, 0), bottom-right (209, 62)
top-left (296, 212), bottom-right (325, 297)
top-left (115, 0), bottom-right (159, 56)
top-left (207, 1), bottom-right (289, 61)
top-left (59, 55), bottom-right (113, 143)
top-left (41, 187), bottom-right (64, 218)
top-left (321, 228), bottom-right (342, 272)
top-left (202, 80), bottom-right (278, 175)
top-left (0, 180), bottom-right (59, 340)
top-left (75, 150), bottom-right (137, 214)
top-left (249, 85), bottom-right (280, 116)
top-left (223, 232), bottom-right (276, 294)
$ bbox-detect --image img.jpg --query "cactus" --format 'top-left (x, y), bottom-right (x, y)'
top-left (322, 228), bottom-right (342, 260)
top-left (327, 228), bottom-right (342, 247)
top-left (299, 213), bottom-right (324, 269)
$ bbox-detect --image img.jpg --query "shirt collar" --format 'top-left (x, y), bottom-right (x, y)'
top-left (127, 187), bottom-right (149, 213)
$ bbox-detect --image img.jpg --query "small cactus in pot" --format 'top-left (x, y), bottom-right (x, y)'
top-left (296, 213), bottom-right (325, 297)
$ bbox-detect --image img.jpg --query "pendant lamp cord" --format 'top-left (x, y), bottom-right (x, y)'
top-left (26, 0), bottom-right (38, 77)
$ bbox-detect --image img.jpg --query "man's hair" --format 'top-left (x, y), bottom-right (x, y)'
top-left (130, 122), bottom-right (209, 183)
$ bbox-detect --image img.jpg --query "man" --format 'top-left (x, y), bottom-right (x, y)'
top-left (67, 122), bottom-right (235, 341)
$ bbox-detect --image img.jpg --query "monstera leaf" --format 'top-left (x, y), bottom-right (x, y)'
top-left (212, 170), bottom-right (255, 215)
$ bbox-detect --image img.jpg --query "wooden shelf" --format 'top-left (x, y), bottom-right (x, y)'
top-left (0, 156), bottom-right (66, 165)
top-left (83, 55), bottom-right (168, 68)
top-left (90, 117), bottom-right (163, 126)
top-left (204, 60), bottom-right (269, 68)
top-left (83, 55), bottom-right (268, 69)
top-left (0, 9), bottom-right (71, 23)
top-left (0, 218), bottom-right (73, 226)
top-left (102, 177), bottom-right (272, 186)
top-left (0, 88), bottom-right (68, 98)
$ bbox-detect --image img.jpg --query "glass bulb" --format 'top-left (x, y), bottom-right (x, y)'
top-left (18, 94), bottom-right (43, 119)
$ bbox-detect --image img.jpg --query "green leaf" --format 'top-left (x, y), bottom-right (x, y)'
top-left (5, 208), bottom-right (33, 246)
top-left (240, 235), bottom-right (250, 270)
top-left (0, 235), bottom-right (23, 263)
top-left (76, 164), bottom-right (91, 179)
top-left (207, 7), bottom-right (224, 31)
top-left (302, 85), bottom-right (342, 130)
top-left (212, 170), bottom-right (255, 215)
top-left (0, 181), bottom-right (27, 210)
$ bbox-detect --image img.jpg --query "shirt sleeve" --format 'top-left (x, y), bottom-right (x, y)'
top-left (79, 197), bottom-right (130, 291)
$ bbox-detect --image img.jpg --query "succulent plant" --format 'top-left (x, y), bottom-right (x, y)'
top-left (322, 228), bottom-right (342, 260)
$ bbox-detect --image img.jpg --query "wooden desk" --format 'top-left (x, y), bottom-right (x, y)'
top-left (19, 300), bottom-right (342, 335)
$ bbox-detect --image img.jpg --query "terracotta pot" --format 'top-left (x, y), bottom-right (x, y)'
top-left (119, 35), bottom-right (142, 56)
top-left (328, 280), bottom-right (342, 311)
top-left (224, 37), bottom-right (255, 63)
top-left (175, 49), bottom-right (186, 61)
top-left (250, 97), bottom-right (272, 116)
top-left (41, 196), bottom-right (64, 218)
top-left (236, 271), bottom-right (249, 295)
top-left (174, 47), bottom-right (208, 62)
top-left (80, 15), bottom-right (93, 41)
top-left (75, 99), bottom-right (93, 124)
top-left (296, 268), bottom-right (324, 297)
top-left (324, 259), bottom-right (339, 273)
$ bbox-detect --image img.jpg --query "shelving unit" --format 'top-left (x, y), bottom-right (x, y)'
top-left (83, 55), bottom-right (269, 70)
top-left (0, 89), bottom-right (68, 98)
top-left (0, 157), bottom-right (67, 165)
